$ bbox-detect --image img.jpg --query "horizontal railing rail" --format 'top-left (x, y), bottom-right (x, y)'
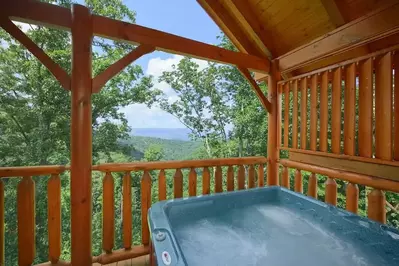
top-left (0, 156), bottom-right (268, 265)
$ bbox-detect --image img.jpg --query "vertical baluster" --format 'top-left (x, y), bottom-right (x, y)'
top-left (238, 165), bottom-right (245, 190)
top-left (189, 168), bottom-right (197, 197)
top-left (48, 174), bottom-right (61, 263)
top-left (174, 169), bottom-right (183, 198)
top-left (202, 167), bottom-right (210, 195)
top-left (0, 179), bottom-right (4, 266)
top-left (332, 68), bottom-right (342, 154)
top-left (277, 84), bottom-right (282, 148)
top-left (292, 80), bottom-right (298, 148)
top-left (375, 53), bottom-right (393, 161)
top-left (307, 173), bottom-right (317, 199)
top-left (325, 178), bottom-right (337, 205)
top-left (227, 166), bottom-right (234, 191)
top-left (310, 74), bottom-right (317, 151)
top-left (394, 52), bottom-right (399, 160)
top-left (368, 189), bottom-right (386, 223)
top-left (320, 71), bottom-right (328, 152)
top-left (123, 172), bottom-right (132, 249)
top-left (214, 166), bottom-right (223, 193)
top-left (248, 165), bottom-right (255, 188)
top-left (158, 170), bottom-right (166, 201)
top-left (284, 83), bottom-right (290, 147)
top-left (346, 183), bottom-right (359, 214)
top-left (17, 176), bottom-right (35, 265)
top-left (344, 63), bottom-right (356, 156)
top-left (103, 172), bottom-right (114, 253)
top-left (281, 166), bottom-right (289, 189)
top-left (294, 169), bottom-right (303, 193)
top-left (141, 171), bottom-right (152, 245)
top-left (300, 78), bottom-right (308, 149)
top-left (359, 58), bottom-right (373, 158)
top-left (257, 164), bottom-right (264, 187)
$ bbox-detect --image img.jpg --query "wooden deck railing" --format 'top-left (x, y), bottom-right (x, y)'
top-left (0, 156), bottom-right (268, 265)
top-left (277, 46), bottom-right (399, 224)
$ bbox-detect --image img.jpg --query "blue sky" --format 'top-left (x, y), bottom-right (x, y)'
top-left (120, 0), bottom-right (221, 129)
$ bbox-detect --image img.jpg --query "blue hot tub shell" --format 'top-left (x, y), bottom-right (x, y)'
top-left (148, 186), bottom-right (399, 266)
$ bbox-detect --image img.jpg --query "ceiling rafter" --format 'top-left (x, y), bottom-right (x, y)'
top-left (197, 0), bottom-right (264, 57)
top-left (320, 0), bottom-right (346, 27)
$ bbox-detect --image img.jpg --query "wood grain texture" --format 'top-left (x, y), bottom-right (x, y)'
top-left (394, 52), bottom-right (399, 160)
top-left (344, 64), bottom-right (356, 156)
top-left (325, 178), bottom-right (337, 205)
top-left (346, 183), bottom-right (359, 214)
top-left (48, 174), bottom-right (61, 263)
top-left (202, 167), bottom-right (210, 195)
top-left (189, 168), bottom-right (197, 197)
top-left (215, 166), bottom-right (223, 192)
top-left (258, 164), bottom-right (264, 187)
top-left (158, 170), bottom-right (166, 201)
top-left (238, 165), bottom-right (246, 190)
top-left (292, 80), bottom-right (299, 148)
top-left (375, 53), bottom-right (393, 160)
top-left (280, 159), bottom-right (399, 193)
top-left (300, 78), bottom-right (308, 150)
top-left (319, 71), bottom-right (328, 152)
top-left (248, 165), bottom-right (255, 188)
top-left (173, 169), bottom-right (183, 198)
top-left (103, 172), bottom-right (115, 253)
top-left (368, 189), bottom-right (386, 223)
top-left (17, 177), bottom-right (35, 265)
top-left (70, 5), bottom-right (93, 265)
top-left (123, 172), bottom-right (132, 249)
top-left (310, 74), bottom-right (318, 151)
top-left (331, 68), bottom-right (342, 154)
top-left (358, 58), bottom-right (373, 158)
top-left (227, 166), bottom-right (234, 191)
top-left (284, 82), bottom-right (290, 147)
top-left (294, 169), bottom-right (303, 193)
top-left (281, 166), bottom-right (289, 189)
top-left (141, 171), bottom-right (151, 245)
top-left (308, 173), bottom-right (317, 199)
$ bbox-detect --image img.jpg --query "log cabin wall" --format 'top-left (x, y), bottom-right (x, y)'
top-left (278, 46), bottom-right (399, 224)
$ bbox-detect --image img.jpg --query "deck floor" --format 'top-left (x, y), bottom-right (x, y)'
top-left (92, 255), bottom-right (149, 266)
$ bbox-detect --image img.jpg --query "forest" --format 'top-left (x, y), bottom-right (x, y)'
top-left (0, 0), bottom-right (398, 265)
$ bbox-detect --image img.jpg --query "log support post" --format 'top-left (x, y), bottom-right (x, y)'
top-left (70, 4), bottom-right (93, 265)
top-left (267, 61), bottom-right (280, 186)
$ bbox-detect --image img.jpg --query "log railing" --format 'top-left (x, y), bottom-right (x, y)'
top-left (0, 156), bottom-right (267, 265)
top-left (277, 46), bottom-right (399, 224)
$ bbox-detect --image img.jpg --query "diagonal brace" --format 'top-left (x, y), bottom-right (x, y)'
top-left (238, 67), bottom-right (272, 113)
top-left (0, 17), bottom-right (71, 90)
top-left (92, 44), bottom-right (155, 93)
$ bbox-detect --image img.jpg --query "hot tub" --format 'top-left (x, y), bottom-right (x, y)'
top-left (148, 186), bottom-right (399, 266)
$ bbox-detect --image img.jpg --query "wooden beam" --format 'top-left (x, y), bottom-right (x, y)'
top-left (0, 17), bottom-right (70, 90)
top-left (238, 67), bottom-right (271, 113)
top-left (92, 45), bottom-right (155, 93)
top-left (320, 0), bottom-right (346, 27)
top-left (70, 4), bottom-right (92, 265)
top-left (197, 0), bottom-right (263, 57)
top-left (278, 2), bottom-right (399, 73)
top-left (3, 0), bottom-right (270, 73)
top-left (288, 151), bottom-right (399, 183)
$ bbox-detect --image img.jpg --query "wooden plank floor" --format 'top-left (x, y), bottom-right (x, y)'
top-left (93, 255), bottom-right (149, 266)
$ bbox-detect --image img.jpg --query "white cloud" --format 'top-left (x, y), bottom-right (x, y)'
top-left (122, 55), bottom-right (209, 129)
top-left (13, 22), bottom-right (37, 33)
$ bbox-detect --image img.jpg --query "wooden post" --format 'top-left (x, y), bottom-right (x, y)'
top-left (227, 166), bottom-right (234, 191)
top-left (344, 64), bottom-right (356, 156)
top-left (294, 169), bottom-right (303, 193)
top-left (257, 164), bottom-right (264, 187)
top-left (158, 170), bottom-right (166, 201)
top-left (238, 165), bottom-right (246, 190)
top-left (307, 173), bottom-right (317, 199)
top-left (173, 169), bottom-right (183, 198)
top-left (281, 166), bottom-right (290, 189)
top-left (123, 172), bottom-right (132, 249)
top-left (202, 167), bottom-right (210, 195)
top-left (331, 68), bottom-right (341, 154)
top-left (368, 188), bottom-right (386, 223)
top-left (325, 178), bottom-right (337, 206)
top-left (70, 4), bottom-right (93, 265)
top-left (346, 183), bottom-right (359, 213)
top-left (0, 180), bottom-right (3, 266)
top-left (215, 166), bottom-right (223, 192)
top-left (310, 74), bottom-right (317, 151)
top-left (189, 168), bottom-right (197, 197)
top-left (103, 172), bottom-right (114, 253)
top-left (284, 83), bottom-right (289, 147)
top-left (248, 165), bottom-right (255, 188)
top-left (141, 171), bottom-right (152, 245)
top-left (267, 62), bottom-right (280, 185)
top-left (300, 78), bottom-right (308, 150)
top-left (319, 72), bottom-right (328, 152)
top-left (48, 174), bottom-right (61, 263)
top-left (292, 80), bottom-right (298, 148)
top-left (394, 52), bottom-right (399, 161)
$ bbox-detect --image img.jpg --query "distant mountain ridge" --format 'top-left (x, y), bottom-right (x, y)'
top-left (130, 128), bottom-right (191, 141)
